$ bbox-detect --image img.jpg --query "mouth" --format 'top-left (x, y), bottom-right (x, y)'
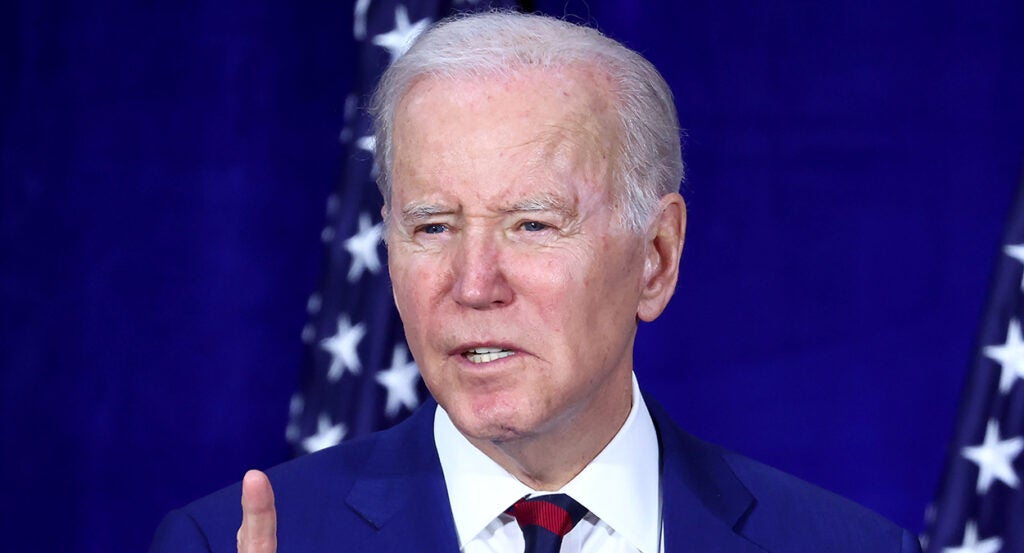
top-left (462, 346), bottom-right (516, 364)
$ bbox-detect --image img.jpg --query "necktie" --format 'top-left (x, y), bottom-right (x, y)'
top-left (508, 494), bottom-right (589, 553)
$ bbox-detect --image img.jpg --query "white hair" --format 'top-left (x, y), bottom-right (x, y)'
top-left (370, 10), bottom-right (684, 233)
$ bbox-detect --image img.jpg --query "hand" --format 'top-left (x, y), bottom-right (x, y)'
top-left (237, 470), bottom-right (277, 553)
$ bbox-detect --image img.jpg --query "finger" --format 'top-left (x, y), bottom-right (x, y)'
top-left (237, 469), bottom-right (277, 553)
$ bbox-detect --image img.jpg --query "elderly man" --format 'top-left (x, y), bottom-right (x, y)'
top-left (151, 11), bottom-right (921, 553)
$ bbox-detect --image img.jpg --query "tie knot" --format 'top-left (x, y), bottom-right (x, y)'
top-left (509, 494), bottom-right (588, 538)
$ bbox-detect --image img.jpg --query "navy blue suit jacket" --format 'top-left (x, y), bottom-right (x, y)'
top-left (150, 396), bottom-right (922, 553)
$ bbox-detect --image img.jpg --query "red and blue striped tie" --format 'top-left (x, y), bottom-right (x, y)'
top-left (508, 494), bottom-right (589, 553)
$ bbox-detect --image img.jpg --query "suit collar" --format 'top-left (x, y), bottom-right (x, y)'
top-left (645, 393), bottom-right (767, 553)
top-left (344, 394), bottom-right (766, 553)
top-left (345, 399), bottom-right (458, 552)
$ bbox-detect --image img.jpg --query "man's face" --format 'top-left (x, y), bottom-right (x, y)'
top-left (386, 66), bottom-right (651, 445)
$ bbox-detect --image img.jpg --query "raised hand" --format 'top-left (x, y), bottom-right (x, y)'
top-left (236, 470), bottom-right (277, 553)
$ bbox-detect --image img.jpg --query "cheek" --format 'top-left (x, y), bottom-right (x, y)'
top-left (513, 250), bottom-right (593, 334)
top-left (514, 249), bottom-right (582, 293)
top-left (390, 254), bottom-right (443, 318)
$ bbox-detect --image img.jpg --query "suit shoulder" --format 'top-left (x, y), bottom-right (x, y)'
top-left (721, 449), bottom-right (919, 552)
top-left (159, 434), bottom-right (381, 553)
top-left (191, 432), bottom-right (378, 512)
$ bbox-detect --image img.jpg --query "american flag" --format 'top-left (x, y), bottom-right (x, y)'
top-left (286, 0), bottom-right (521, 456)
top-left (925, 174), bottom-right (1024, 552)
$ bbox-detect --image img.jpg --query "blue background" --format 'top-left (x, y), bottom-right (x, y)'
top-left (1, 1), bottom-right (1022, 552)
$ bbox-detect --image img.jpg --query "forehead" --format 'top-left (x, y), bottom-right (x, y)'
top-left (389, 65), bottom-right (622, 205)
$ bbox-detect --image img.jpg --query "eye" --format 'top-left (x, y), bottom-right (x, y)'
top-left (520, 221), bottom-right (548, 232)
top-left (418, 223), bottom-right (448, 235)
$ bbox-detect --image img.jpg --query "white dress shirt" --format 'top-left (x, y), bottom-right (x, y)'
top-left (434, 373), bottom-right (663, 553)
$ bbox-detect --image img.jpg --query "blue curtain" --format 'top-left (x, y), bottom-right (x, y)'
top-left (1, 1), bottom-right (1021, 552)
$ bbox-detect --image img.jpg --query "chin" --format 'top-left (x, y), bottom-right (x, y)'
top-left (448, 400), bottom-right (537, 443)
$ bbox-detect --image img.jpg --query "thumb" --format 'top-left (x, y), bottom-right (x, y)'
top-left (237, 470), bottom-right (277, 553)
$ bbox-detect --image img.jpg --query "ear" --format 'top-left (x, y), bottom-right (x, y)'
top-left (637, 193), bottom-right (686, 322)
top-left (380, 204), bottom-right (391, 247)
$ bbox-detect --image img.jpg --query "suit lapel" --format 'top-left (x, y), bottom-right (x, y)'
top-left (345, 400), bottom-right (459, 553)
top-left (341, 395), bottom-right (769, 553)
top-left (646, 395), bottom-right (768, 553)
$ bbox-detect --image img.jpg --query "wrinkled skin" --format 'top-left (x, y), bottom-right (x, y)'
top-left (386, 65), bottom-right (684, 487)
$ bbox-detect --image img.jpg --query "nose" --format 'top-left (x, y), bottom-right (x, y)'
top-left (451, 232), bottom-right (513, 309)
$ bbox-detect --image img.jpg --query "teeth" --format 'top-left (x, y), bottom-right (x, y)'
top-left (464, 348), bottom-right (514, 364)
top-left (467, 347), bottom-right (504, 354)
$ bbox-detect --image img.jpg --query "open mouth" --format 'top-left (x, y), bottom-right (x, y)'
top-left (463, 347), bottom-right (515, 364)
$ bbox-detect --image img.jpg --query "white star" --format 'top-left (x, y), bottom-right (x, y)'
top-left (356, 135), bottom-right (376, 154)
top-left (321, 226), bottom-right (335, 243)
top-left (372, 5), bottom-right (430, 63)
top-left (285, 393), bottom-right (305, 443)
top-left (356, 135), bottom-right (380, 177)
top-left (353, 0), bottom-right (371, 40)
top-left (288, 393), bottom-right (304, 416)
top-left (301, 413), bottom-right (347, 453)
top-left (320, 315), bottom-right (366, 381)
top-left (375, 344), bottom-right (421, 417)
top-left (943, 521), bottom-right (1002, 553)
top-left (961, 418), bottom-right (1023, 493)
top-left (919, 504), bottom-right (937, 550)
top-left (344, 212), bottom-right (383, 282)
top-left (355, 136), bottom-right (380, 178)
top-left (339, 95), bottom-right (358, 143)
top-left (326, 193), bottom-right (340, 216)
top-left (983, 318), bottom-right (1024, 393)
top-left (1006, 243), bottom-right (1024, 291)
top-left (306, 292), bottom-right (322, 315)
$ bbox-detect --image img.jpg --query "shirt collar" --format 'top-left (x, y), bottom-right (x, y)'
top-left (434, 373), bottom-right (661, 553)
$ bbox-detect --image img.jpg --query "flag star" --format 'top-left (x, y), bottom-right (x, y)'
top-left (339, 95), bottom-right (358, 143)
top-left (919, 504), bottom-right (937, 550)
top-left (353, 0), bottom-right (371, 40)
top-left (288, 393), bottom-right (305, 416)
top-left (354, 136), bottom-right (379, 178)
top-left (943, 521), bottom-right (1002, 553)
top-left (306, 292), bottom-right (322, 315)
top-left (344, 93), bottom-right (358, 120)
top-left (320, 315), bottom-right (366, 381)
top-left (376, 344), bottom-right (421, 417)
top-left (301, 413), bottom-right (347, 453)
top-left (284, 393), bottom-right (305, 444)
top-left (356, 135), bottom-right (376, 154)
top-left (983, 318), bottom-right (1024, 393)
top-left (321, 226), bottom-right (336, 243)
top-left (1006, 243), bottom-right (1024, 291)
top-left (372, 5), bottom-right (430, 63)
top-left (344, 212), bottom-right (384, 282)
top-left (301, 323), bottom-right (315, 344)
top-left (961, 419), bottom-right (1023, 493)
top-left (326, 193), bottom-right (340, 216)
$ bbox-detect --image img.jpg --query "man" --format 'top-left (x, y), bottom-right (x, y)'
top-left (151, 11), bottom-right (922, 553)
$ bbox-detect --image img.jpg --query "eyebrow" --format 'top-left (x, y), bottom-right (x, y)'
top-left (398, 203), bottom-right (456, 224)
top-left (396, 193), bottom-right (578, 223)
top-left (503, 194), bottom-right (577, 219)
